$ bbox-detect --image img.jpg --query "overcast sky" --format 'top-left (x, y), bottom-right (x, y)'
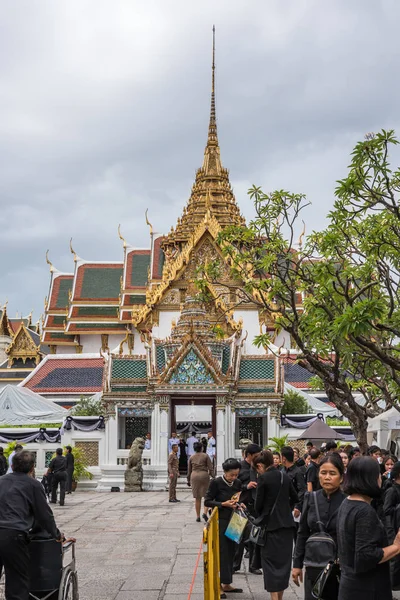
top-left (1, 0), bottom-right (400, 320)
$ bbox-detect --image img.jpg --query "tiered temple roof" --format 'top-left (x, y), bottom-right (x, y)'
top-left (0, 305), bottom-right (47, 384)
top-left (41, 28), bottom-right (250, 352)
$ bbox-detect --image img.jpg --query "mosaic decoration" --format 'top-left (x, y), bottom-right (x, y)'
top-left (169, 349), bottom-right (213, 385)
top-left (119, 407), bottom-right (152, 417)
top-left (45, 451), bottom-right (54, 468)
top-left (236, 407), bottom-right (269, 417)
top-left (75, 441), bottom-right (99, 467)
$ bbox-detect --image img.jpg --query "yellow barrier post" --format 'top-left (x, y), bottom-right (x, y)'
top-left (203, 507), bottom-right (220, 600)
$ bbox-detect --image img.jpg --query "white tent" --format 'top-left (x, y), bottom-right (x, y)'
top-left (367, 407), bottom-right (400, 449)
top-left (0, 385), bottom-right (69, 425)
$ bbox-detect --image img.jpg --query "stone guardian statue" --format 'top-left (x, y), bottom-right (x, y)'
top-left (124, 437), bottom-right (145, 492)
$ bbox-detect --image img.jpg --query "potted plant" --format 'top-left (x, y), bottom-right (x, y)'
top-left (70, 446), bottom-right (93, 490)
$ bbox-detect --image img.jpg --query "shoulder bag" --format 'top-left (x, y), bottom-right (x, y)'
top-left (249, 470), bottom-right (283, 547)
top-left (303, 492), bottom-right (337, 568)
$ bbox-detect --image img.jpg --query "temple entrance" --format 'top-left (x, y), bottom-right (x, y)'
top-left (171, 397), bottom-right (216, 474)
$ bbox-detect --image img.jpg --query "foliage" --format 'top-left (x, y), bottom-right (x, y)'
top-left (51, 446), bottom-right (93, 481)
top-left (0, 423), bottom-right (61, 429)
top-left (70, 446), bottom-right (93, 481)
top-left (267, 435), bottom-right (289, 452)
top-left (196, 130), bottom-right (400, 451)
top-left (71, 396), bottom-right (103, 417)
top-left (3, 441), bottom-right (25, 459)
top-left (282, 390), bottom-right (311, 414)
top-left (326, 417), bottom-right (351, 427)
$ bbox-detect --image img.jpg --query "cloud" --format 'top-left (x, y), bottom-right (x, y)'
top-left (1, 0), bottom-right (400, 316)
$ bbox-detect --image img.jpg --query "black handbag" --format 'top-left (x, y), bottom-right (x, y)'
top-left (249, 471), bottom-right (283, 547)
top-left (312, 560), bottom-right (340, 600)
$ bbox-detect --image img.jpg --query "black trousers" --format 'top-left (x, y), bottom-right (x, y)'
top-left (66, 467), bottom-right (74, 493)
top-left (0, 528), bottom-right (30, 600)
top-left (51, 471), bottom-right (67, 505)
top-left (219, 519), bottom-right (236, 585)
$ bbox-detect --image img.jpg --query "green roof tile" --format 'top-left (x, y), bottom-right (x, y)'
top-left (77, 306), bottom-right (118, 317)
top-left (112, 358), bottom-right (147, 379)
top-left (52, 316), bottom-right (65, 325)
top-left (80, 267), bottom-right (123, 299)
top-left (156, 346), bottom-right (166, 372)
top-left (129, 294), bottom-right (146, 305)
top-left (56, 279), bottom-right (73, 308)
top-left (111, 386), bottom-right (147, 392)
top-left (222, 346), bottom-right (231, 374)
top-left (237, 387), bottom-right (275, 394)
top-left (239, 359), bottom-right (275, 380)
top-left (74, 323), bottom-right (125, 330)
top-left (129, 255), bottom-right (150, 287)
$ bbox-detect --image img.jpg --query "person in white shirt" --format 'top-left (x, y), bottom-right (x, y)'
top-left (206, 432), bottom-right (216, 476)
top-left (168, 433), bottom-right (180, 458)
top-left (144, 433), bottom-right (151, 450)
top-left (186, 433), bottom-right (198, 458)
top-left (6, 444), bottom-right (23, 474)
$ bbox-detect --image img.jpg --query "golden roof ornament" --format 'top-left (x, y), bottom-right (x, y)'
top-left (161, 26), bottom-right (244, 254)
top-left (118, 224), bottom-right (127, 249)
top-left (145, 209), bottom-right (153, 236)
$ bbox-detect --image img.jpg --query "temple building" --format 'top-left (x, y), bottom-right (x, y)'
top-left (26, 31), bottom-right (289, 490)
top-left (0, 306), bottom-right (46, 388)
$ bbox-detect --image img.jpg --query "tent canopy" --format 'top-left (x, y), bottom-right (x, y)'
top-left (0, 385), bottom-right (69, 426)
top-left (368, 407), bottom-right (400, 433)
top-left (298, 417), bottom-right (346, 440)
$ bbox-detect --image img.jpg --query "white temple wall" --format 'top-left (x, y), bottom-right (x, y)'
top-left (132, 331), bottom-right (146, 354)
top-left (274, 330), bottom-right (292, 351)
top-left (152, 311), bottom-right (181, 340)
top-left (54, 346), bottom-right (77, 355)
top-left (79, 334), bottom-right (125, 354)
top-left (233, 310), bottom-right (263, 354)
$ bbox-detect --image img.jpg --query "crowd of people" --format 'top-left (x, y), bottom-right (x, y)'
top-left (203, 441), bottom-right (400, 600)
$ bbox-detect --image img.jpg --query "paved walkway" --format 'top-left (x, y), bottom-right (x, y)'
top-left (54, 490), bottom-right (400, 600)
top-left (55, 489), bottom-right (305, 600)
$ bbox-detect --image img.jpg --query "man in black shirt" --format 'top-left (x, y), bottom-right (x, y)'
top-left (48, 447), bottom-right (67, 506)
top-left (0, 450), bottom-right (60, 600)
top-left (65, 445), bottom-right (75, 494)
top-left (281, 446), bottom-right (306, 515)
top-left (306, 448), bottom-right (321, 492)
top-left (233, 443), bottom-right (262, 574)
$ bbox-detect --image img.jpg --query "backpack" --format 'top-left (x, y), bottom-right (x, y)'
top-left (303, 492), bottom-right (338, 568)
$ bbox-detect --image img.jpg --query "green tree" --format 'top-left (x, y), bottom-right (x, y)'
top-left (282, 390), bottom-right (311, 415)
top-left (71, 396), bottom-right (103, 417)
top-left (196, 131), bottom-right (400, 452)
top-left (267, 435), bottom-right (289, 453)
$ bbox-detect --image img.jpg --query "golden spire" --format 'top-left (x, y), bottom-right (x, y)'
top-left (161, 27), bottom-right (244, 251)
top-left (208, 25), bottom-right (217, 147)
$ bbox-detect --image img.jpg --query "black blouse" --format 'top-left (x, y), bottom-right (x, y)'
top-left (337, 499), bottom-right (391, 598)
top-left (293, 488), bottom-right (345, 569)
top-left (204, 476), bottom-right (242, 521)
top-left (255, 467), bottom-right (297, 532)
top-left (383, 482), bottom-right (400, 543)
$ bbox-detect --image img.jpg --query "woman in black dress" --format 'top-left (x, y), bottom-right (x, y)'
top-left (337, 456), bottom-right (400, 600)
top-left (253, 450), bottom-right (297, 600)
top-left (178, 439), bottom-right (188, 474)
top-left (292, 453), bottom-right (345, 599)
top-left (204, 458), bottom-right (243, 597)
top-left (383, 460), bottom-right (400, 590)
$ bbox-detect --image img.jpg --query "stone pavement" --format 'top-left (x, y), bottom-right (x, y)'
top-left (54, 489), bottom-right (400, 600)
top-left (54, 489), bottom-right (304, 600)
